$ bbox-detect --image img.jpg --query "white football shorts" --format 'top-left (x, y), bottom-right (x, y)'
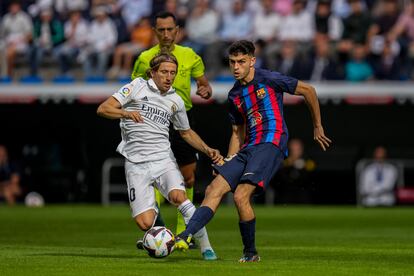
top-left (124, 157), bottom-right (185, 218)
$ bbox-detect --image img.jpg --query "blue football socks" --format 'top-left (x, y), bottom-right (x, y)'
top-left (179, 206), bottom-right (214, 238)
top-left (239, 218), bottom-right (257, 256)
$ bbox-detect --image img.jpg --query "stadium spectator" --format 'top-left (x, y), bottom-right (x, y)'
top-left (116, 0), bottom-right (152, 32)
top-left (0, 145), bottom-right (21, 205)
top-left (371, 39), bottom-right (402, 80)
top-left (307, 37), bottom-right (345, 81)
top-left (107, 17), bottom-right (153, 79)
top-left (367, 0), bottom-right (399, 47)
top-left (274, 40), bottom-right (309, 79)
top-left (212, 0), bottom-right (233, 14)
top-left (337, 0), bottom-right (372, 59)
top-left (91, 0), bottom-right (117, 11)
top-left (345, 43), bottom-right (373, 81)
top-left (183, 0), bottom-right (219, 58)
top-left (55, 0), bottom-right (89, 20)
top-left (207, 0), bottom-right (253, 77)
top-left (359, 146), bottom-right (398, 207)
top-left (254, 0), bottom-right (282, 70)
top-left (54, 10), bottom-right (88, 77)
top-left (90, 0), bottom-right (128, 44)
top-left (0, 1), bottom-right (33, 78)
top-left (80, 6), bottom-right (117, 79)
top-left (314, 0), bottom-right (343, 42)
top-left (331, 0), bottom-right (351, 18)
top-left (278, 0), bottom-right (315, 43)
top-left (272, 138), bottom-right (316, 204)
top-left (253, 0), bottom-right (281, 43)
top-left (274, 0), bottom-right (294, 16)
top-left (388, 0), bottom-right (414, 77)
top-left (219, 0), bottom-right (252, 41)
top-left (29, 8), bottom-right (64, 78)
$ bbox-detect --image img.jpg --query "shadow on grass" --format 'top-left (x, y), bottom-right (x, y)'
top-left (32, 252), bottom-right (203, 262)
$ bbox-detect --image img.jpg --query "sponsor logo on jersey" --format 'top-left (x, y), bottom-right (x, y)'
top-left (256, 88), bottom-right (266, 99)
top-left (250, 111), bottom-right (262, 127)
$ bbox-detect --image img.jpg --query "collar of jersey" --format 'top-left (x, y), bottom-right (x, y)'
top-left (147, 79), bottom-right (175, 95)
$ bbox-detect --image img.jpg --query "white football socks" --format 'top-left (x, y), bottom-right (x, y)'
top-left (178, 199), bottom-right (213, 252)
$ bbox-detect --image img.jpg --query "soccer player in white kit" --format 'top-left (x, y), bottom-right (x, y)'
top-left (97, 53), bottom-right (221, 260)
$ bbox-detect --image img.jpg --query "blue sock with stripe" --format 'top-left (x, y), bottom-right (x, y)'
top-left (179, 206), bottom-right (214, 239)
top-left (239, 218), bottom-right (257, 256)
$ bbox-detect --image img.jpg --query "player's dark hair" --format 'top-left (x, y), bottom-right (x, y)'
top-left (228, 40), bottom-right (255, 56)
top-left (146, 53), bottom-right (178, 78)
top-left (153, 11), bottom-right (177, 26)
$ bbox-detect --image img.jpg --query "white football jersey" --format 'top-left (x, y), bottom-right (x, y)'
top-left (112, 77), bottom-right (190, 163)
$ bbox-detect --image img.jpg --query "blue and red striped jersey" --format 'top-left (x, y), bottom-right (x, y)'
top-left (228, 68), bottom-right (298, 156)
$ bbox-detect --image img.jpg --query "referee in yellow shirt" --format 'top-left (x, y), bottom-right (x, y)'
top-left (131, 11), bottom-right (216, 260)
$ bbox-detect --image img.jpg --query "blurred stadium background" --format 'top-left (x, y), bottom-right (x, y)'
top-left (1, 0), bottom-right (414, 206)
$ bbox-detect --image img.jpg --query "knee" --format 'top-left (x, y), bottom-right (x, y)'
top-left (168, 190), bottom-right (187, 206)
top-left (134, 216), bottom-right (154, 231)
top-left (233, 191), bottom-right (250, 208)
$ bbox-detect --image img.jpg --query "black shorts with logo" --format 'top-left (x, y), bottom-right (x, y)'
top-left (170, 109), bottom-right (198, 166)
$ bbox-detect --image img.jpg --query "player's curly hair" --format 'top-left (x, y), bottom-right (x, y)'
top-left (146, 53), bottom-right (178, 78)
top-left (228, 40), bottom-right (255, 56)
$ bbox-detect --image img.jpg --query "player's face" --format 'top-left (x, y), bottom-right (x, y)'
top-left (152, 62), bottom-right (177, 93)
top-left (154, 17), bottom-right (178, 48)
top-left (229, 53), bottom-right (256, 82)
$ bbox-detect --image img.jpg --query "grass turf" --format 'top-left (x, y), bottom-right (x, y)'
top-left (1, 205), bottom-right (414, 275)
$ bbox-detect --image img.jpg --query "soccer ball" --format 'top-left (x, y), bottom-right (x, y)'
top-left (143, 226), bottom-right (175, 258)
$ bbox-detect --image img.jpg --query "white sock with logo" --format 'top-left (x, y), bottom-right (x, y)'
top-left (178, 199), bottom-right (213, 252)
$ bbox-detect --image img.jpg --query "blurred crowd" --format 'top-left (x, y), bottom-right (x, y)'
top-left (1, 0), bottom-right (414, 82)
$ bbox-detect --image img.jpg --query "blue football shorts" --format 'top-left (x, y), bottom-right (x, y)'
top-left (213, 143), bottom-right (285, 193)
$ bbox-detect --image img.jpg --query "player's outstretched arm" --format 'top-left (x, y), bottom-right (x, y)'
top-left (294, 81), bottom-right (332, 151)
top-left (97, 97), bottom-right (143, 123)
top-left (195, 75), bottom-right (213, 99)
top-left (178, 128), bottom-right (223, 163)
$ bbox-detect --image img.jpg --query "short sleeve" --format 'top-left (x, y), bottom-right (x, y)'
top-left (228, 99), bottom-right (244, 125)
top-left (270, 71), bottom-right (298, 95)
top-left (190, 50), bottom-right (205, 79)
top-left (172, 98), bottom-right (190, 130)
top-left (112, 78), bottom-right (145, 106)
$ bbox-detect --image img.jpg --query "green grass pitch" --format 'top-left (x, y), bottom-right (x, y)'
top-left (1, 205), bottom-right (414, 275)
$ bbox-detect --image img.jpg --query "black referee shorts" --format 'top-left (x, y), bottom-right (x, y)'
top-left (170, 109), bottom-right (198, 166)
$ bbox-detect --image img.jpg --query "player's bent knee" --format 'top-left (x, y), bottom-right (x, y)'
top-left (135, 217), bottom-right (153, 231)
top-left (233, 192), bottom-right (250, 207)
top-left (134, 210), bottom-right (156, 231)
top-left (168, 189), bottom-right (187, 206)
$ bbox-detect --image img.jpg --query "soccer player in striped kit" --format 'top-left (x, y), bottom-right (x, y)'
top-left (175, 40), bottom-right (332, 262)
